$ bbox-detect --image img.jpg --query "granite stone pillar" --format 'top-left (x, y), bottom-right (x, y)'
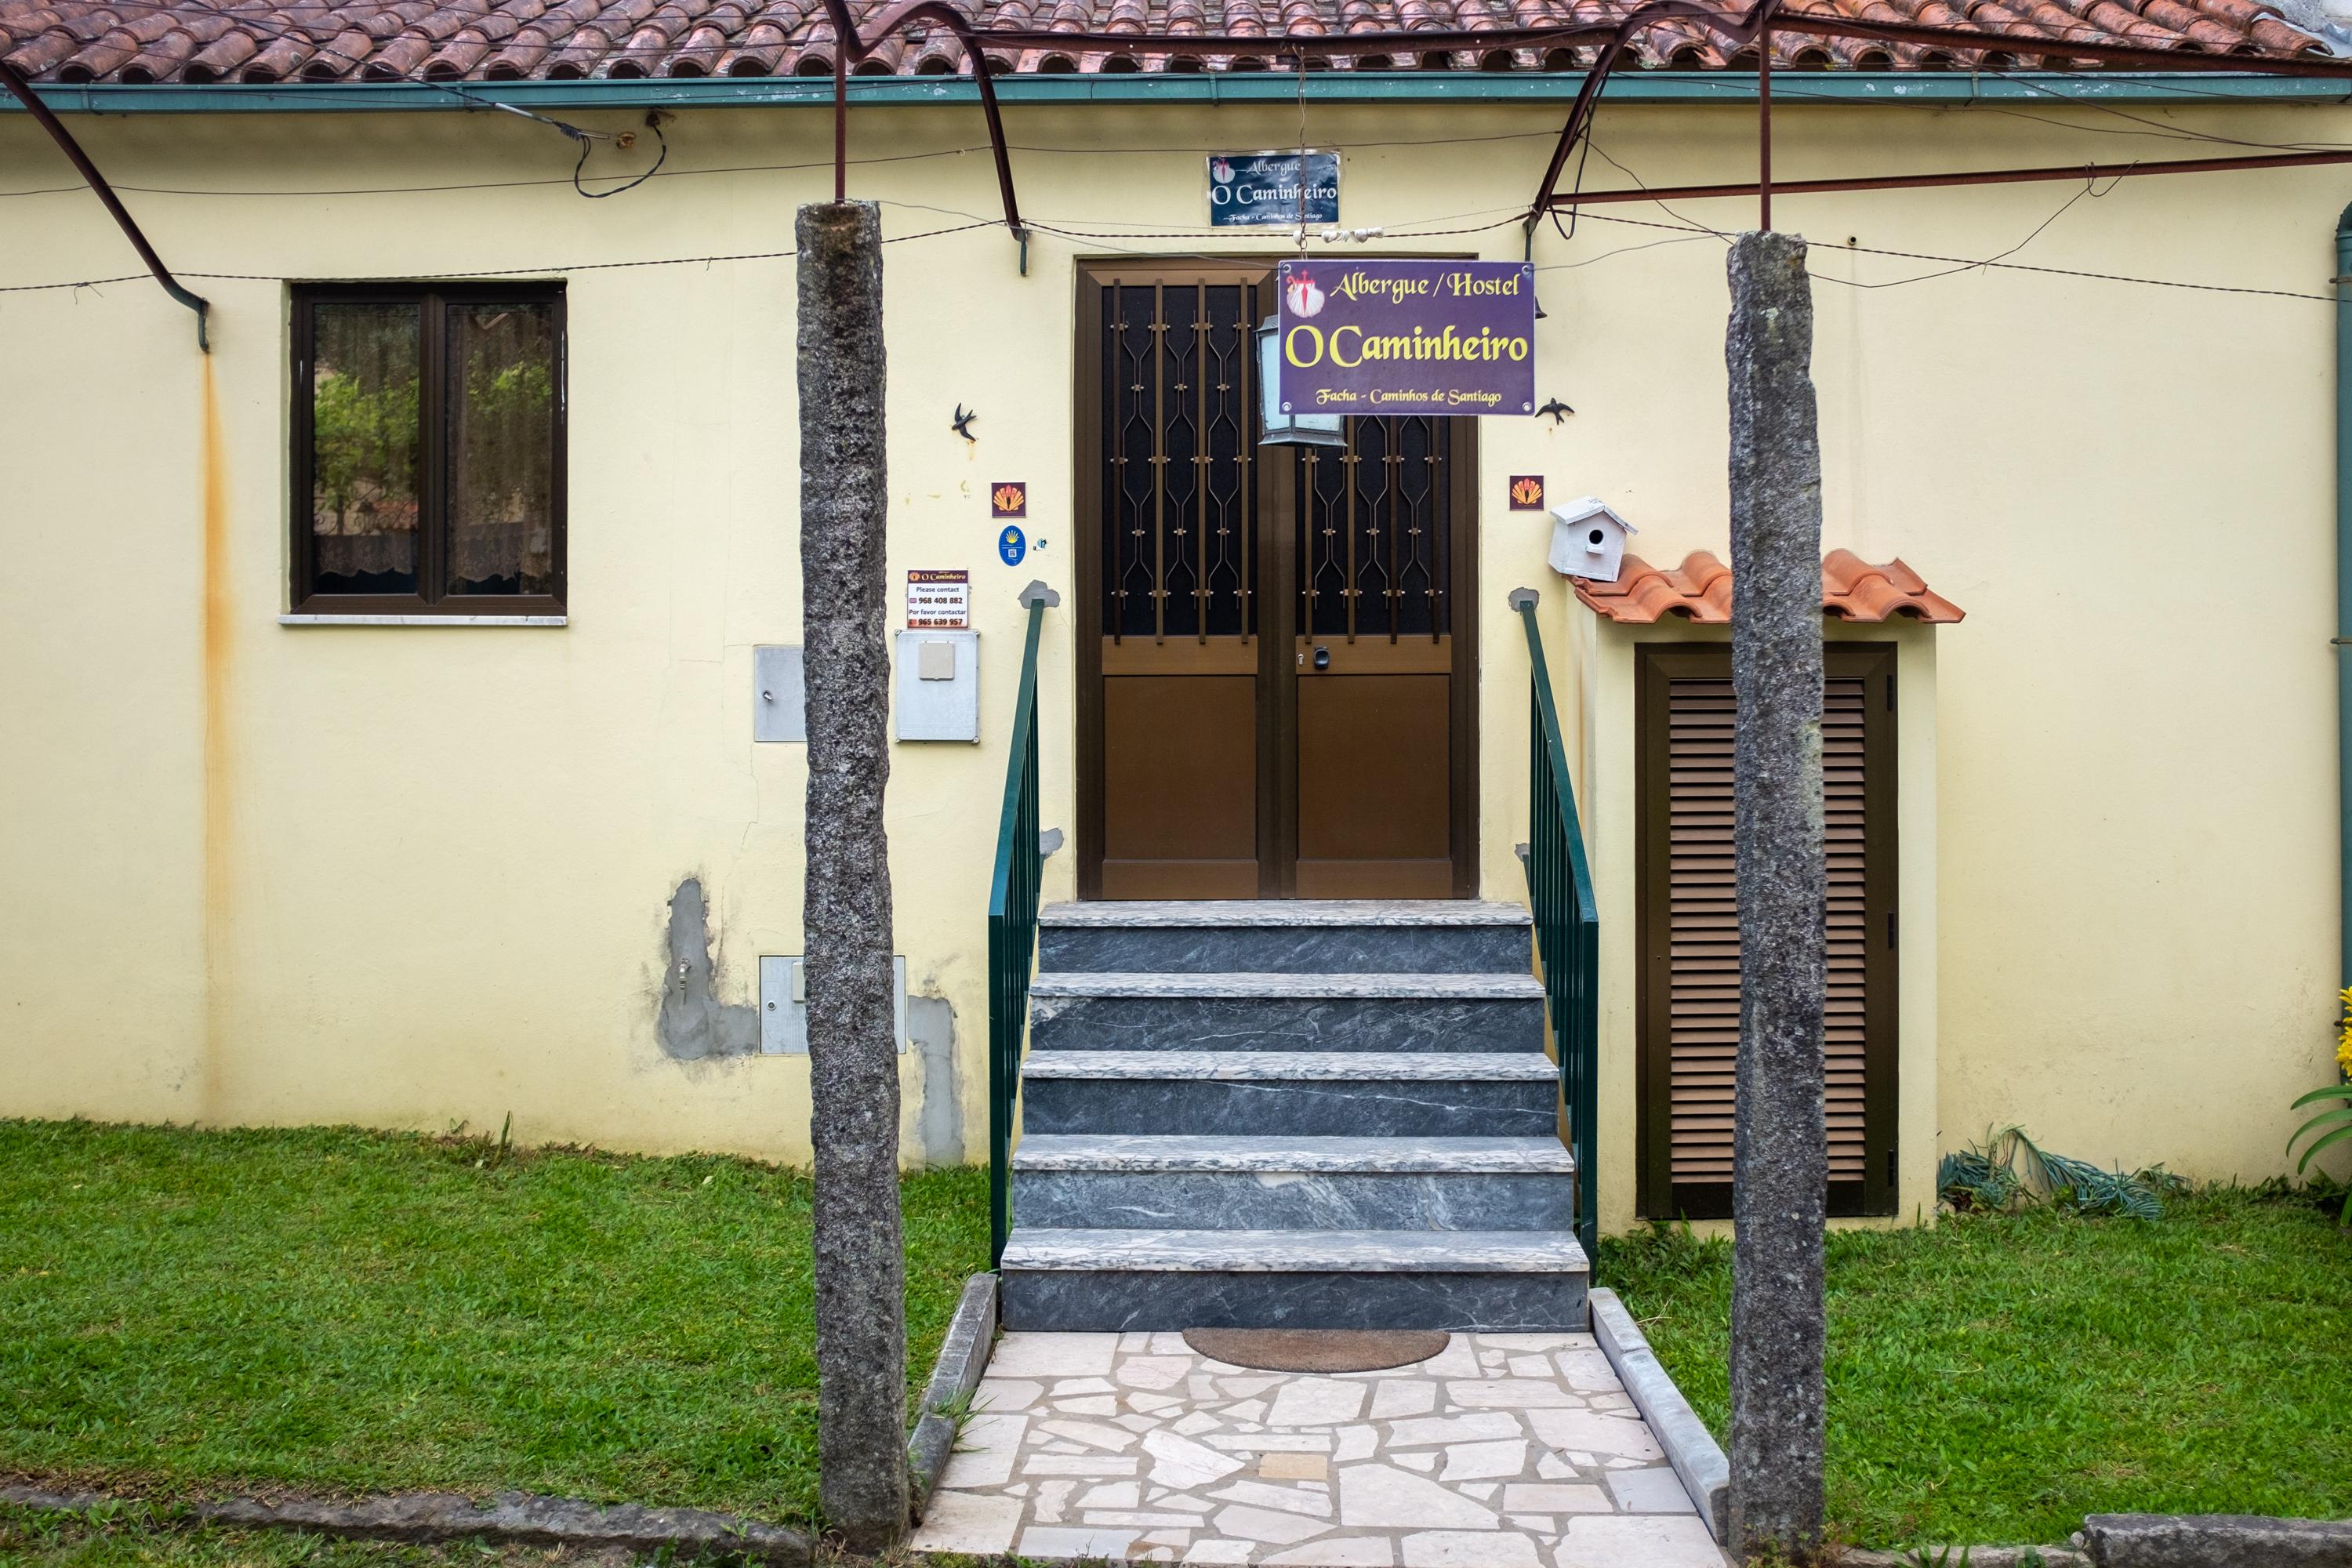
top-left (796, 199), bottom-right (909, 1553)
top-left (1724, 228), bottom-right (1828, 1565)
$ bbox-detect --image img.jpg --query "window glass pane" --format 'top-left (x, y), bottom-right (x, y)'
top-left (446, 302), bottom-right (557, 597)
top-left (309, 302), bottom-right (421, 596)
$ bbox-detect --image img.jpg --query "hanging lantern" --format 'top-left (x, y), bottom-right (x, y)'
top-left (1256, 315), bottom-right (1345, 448)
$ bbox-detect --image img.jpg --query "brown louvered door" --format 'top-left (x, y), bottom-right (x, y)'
top-left (1076, 262), bottom-right (1478, 900)
top-left (1635, 643), bottom-right (1898, 1219)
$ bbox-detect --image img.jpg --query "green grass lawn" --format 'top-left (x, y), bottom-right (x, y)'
top-left (0, 1120), bottom-right (989, 1530)
top-left (10, 1120), bottom-right (2350, 1557)
top-left (0, 1506), bottom-right (514, 1568)
top-left (1602, 1186), bottom-right (2352, 1551)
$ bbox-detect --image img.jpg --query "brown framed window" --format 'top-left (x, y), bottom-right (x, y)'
top-left (291, 283), bottom-right (566, 616)
top-left (1635, 641), bottom-right (1900, 1221)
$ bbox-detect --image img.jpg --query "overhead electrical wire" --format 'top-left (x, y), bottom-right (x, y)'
top-left (1552, 133), bottom-right (2186, 294)
top-left (1536, 230), bottom-right (1717, 267)
top-left (572, 114), bottom-right (667, 195)
top-left (7, 0), bottom-right (665, 187)
top-left (1972, 67), bottom-right (2352, 153)
top-left (1569, 139), bottom-right (1729, 244)
top-left (923, 194), bottom-right (2346, 304)
top-left (13, 0), bottom-right (2352, 229)
top-left (0, 131), bottom-right (1648, 201)
top-left (0, 217), bottom-right (997, 291)
top-left (2, 171), bottom-right (2336, 303)
top-left (0, 143), bottom-right (995, 199)
top-left (1565, 205), bottom-right (2338, 299)
top-left (1802, 172), bottom-right (2117, 289)
top-left (3, 70), bottom-right (2332, 194)
top-left (2, 199), bottom-right (2333, 303)
top-left (5, 0), bottom-right (2347, 307)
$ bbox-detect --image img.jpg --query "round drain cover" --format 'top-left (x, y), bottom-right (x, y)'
top-left (1181, 1327), bottom-right (1449, 1374)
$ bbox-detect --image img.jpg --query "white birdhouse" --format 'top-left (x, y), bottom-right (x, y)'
top-left (1548, 496), bottom-right (1638, 583)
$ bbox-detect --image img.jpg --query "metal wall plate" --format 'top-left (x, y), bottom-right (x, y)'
top-left (895, 630), bottom-right (980, 742)
top-left (759, 954), bottom-right (908, 1054)
top-left (754, 645), bottom-right (807, 742)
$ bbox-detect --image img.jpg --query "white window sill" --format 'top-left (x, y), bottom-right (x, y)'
top-left (278, 614), bottom-right (568, 627)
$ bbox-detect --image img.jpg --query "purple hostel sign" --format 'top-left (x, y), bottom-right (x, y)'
top-left (1276, 260), bottom-right (1537, 416)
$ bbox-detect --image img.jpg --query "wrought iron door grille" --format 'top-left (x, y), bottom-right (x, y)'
top-left (1296, 416), bottom-right (1450, 641)
top-left (1100, 280), bottom-right (1258, 642)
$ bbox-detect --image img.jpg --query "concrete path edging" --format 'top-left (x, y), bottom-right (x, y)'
top-left (2082, 1513), bottom-right (2352, 1566)
top-left (1844, 1548), bottom-right (2088, 1566)
top-left (1588, 1285), bottom-right (1730, 1544)
top-left (0, 1483), bottom-right (813, 1565)
top-left (906, 1270), bottom-right (998, 1523)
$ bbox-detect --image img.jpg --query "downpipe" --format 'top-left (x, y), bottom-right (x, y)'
top-left (2337, 203), bottom-right (2352, 996)
top-left (0, 59), bottom-right (209, 350)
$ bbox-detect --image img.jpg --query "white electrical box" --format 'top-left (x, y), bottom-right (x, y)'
top-left (894, 630), bottom-right (980, 742)
top-left (759, 954), bottom-right (908, 1055)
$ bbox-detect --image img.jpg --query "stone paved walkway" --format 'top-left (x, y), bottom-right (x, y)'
top-left (908, 1330), bottom-right (1730, 1566)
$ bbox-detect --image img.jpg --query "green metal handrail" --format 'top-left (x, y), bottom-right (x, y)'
top-left (1512, 588), bottom-right (1602, 1263)
top-left (986, 582), bottom-right (1057, 1268)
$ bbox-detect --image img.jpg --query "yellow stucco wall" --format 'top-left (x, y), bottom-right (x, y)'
top-left (2, 90), bottom-right (2345, 1201)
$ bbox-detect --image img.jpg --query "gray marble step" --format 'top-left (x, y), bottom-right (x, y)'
top-left (998, 1227), bottom-right (1590, 1330)
top-left (1039, 899), bottom-right (1534, 975)
top-left (1013, 1134), bottom-right (1577, 1231)
top-left (1044, 902), bottom-right (1535, 927)
top-left (1020, 1051), bottom-right (1560, 1138)
top-left (1029, 971), bottom-right (1547, 1054)
top-left (1013, 1133), bottom-right (1577, 1173)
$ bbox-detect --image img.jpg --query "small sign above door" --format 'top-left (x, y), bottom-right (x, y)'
top-left (1208, 151), bottom-right (1339, 228)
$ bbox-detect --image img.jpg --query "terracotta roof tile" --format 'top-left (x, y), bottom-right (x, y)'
top-left (1820, 547), bottom-right (1966, 622)
top-left (0, 0), bottom-right (2325, 79)
top-left (1572, 548), bottom-right (1965, 624)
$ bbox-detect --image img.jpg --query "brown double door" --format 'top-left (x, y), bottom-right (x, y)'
top-left (1076, 261), bottom-right (1478, 902)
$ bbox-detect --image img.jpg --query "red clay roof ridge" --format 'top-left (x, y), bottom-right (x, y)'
top-left (0, 0), bottom-right (2325, 82)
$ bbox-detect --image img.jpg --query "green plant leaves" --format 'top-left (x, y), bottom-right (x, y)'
top-left (2287, 1083), bottom-right (2352, 1210)
top-left (2292, 1122), bottom-right (2352, 1174)
top-left (1936, 1126), bottom-right (2166, 1220)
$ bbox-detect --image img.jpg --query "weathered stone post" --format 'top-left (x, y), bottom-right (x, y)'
top-left (1724, 229), bottom-right (1828, 1565)
top-left (797, 199), bottom-right (909, 1552)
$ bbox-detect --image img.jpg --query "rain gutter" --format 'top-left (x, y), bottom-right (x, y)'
top-left (5, 71), bottom-right (2348, 114)
top-left (2337, 200), bottom-right (2352, 994)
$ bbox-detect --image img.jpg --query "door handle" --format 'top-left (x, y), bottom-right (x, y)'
top-left (1312, 645), bottom-right (1331, 670)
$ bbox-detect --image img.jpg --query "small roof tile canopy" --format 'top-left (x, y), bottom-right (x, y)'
top-left (1570, 548), bottom-right (1965, 624)
top-left (0, 0), bottom-right (2326, 84)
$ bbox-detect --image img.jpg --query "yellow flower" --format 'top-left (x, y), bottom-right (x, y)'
top-left (2339, 987), bottom-right (2352, 1076)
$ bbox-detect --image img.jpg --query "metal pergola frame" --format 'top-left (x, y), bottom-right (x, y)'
top-left (17, 0), bottom-right (2352, 343)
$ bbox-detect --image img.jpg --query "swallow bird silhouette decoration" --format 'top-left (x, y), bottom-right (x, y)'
top-left (952, 405), bottom-right (978, 441)
top-left (1537, 397), bottom-right (1574, 425)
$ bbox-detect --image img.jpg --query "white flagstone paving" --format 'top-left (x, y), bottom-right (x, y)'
top-left (908, 1331), bottom-right (1730, 1566)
